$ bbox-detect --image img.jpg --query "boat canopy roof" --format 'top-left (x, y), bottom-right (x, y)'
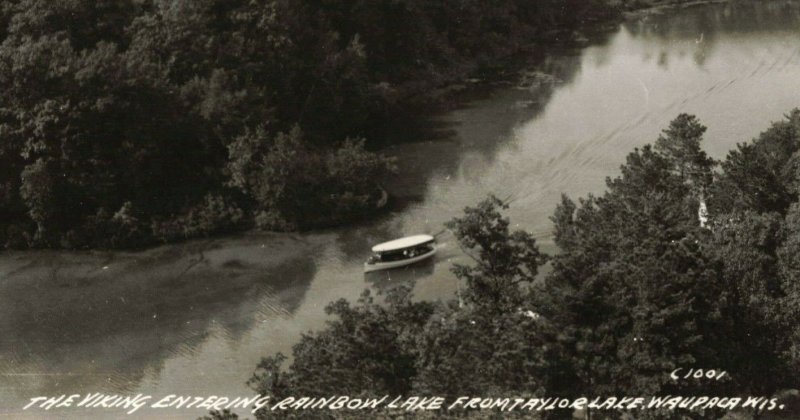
top-left (372, 234), bottom-right (434, 253)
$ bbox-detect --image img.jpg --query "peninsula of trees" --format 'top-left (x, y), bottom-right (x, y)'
top-left (0, 0), bottom-right (629, 249)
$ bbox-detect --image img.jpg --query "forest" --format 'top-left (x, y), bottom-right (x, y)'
top-left (0, 0), bottom-right (631, 249)
top-left (229, 111), bottom-right (800, 420)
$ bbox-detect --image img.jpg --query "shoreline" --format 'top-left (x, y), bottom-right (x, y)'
top-left (622, 0), bottom-right (733, 19)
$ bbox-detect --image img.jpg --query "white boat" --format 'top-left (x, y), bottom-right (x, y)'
top-left (364, 234), bottom-right (437, 273)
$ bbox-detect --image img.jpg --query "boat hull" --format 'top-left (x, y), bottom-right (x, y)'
top-left (363, 247), bottom-right (437, 273)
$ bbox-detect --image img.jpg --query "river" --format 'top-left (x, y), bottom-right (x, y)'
top-left (3, 1), bottom-right (800, 418)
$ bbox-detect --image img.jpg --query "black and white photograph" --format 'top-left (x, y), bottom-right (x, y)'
top-left (2, 0), bottom-right (800, 418)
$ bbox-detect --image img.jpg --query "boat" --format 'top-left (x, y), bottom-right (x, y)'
top-left (364, 234), bottom-right (437, 273)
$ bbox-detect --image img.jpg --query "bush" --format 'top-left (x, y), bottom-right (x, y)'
top-left (233, 127), bottom-right (395, 230)
top-left (151, 194), bottom-right (246, 243)
top-left (5, 224), bottom-right (31, 249)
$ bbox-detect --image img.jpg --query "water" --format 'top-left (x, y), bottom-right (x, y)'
top-left (3, 1), bottom-right (800, 418)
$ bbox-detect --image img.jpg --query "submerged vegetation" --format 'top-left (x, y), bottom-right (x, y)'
top-left (0, 0), bottom-right (630, 249)
top-left (239, 112), bottom-right (800, 419)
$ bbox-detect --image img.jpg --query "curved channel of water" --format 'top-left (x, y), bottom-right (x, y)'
top-left (3, 1), bottom-right (800, 418)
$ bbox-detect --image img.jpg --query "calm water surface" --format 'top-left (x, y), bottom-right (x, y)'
top-left (3, 1), bottom-right (800, 418)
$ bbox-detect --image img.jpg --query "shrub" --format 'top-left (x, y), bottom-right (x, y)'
top-left (151, 194), bottom-right (245, 243)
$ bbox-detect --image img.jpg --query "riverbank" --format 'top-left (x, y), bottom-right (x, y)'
top-left (623, 0), bottom-right (734, 18)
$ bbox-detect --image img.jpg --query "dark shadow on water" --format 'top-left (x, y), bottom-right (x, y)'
top-left (0, 241), bottom-right (317, 400)
top-left (619, 1), bottom-right (800, 71)
top-left (625, 0), bottom-right (800, 40)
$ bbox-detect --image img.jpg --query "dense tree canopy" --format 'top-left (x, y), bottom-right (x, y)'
top-left (541, 112), bottom-right (800, 416)
top-left (0, 0), bottom-right (624, 249)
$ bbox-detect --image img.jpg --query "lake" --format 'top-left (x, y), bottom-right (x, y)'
top-left (3, 1), bottom-right (800, 418)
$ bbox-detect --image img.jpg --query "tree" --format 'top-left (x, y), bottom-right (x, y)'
top-left (774, 203), bottom-right (800, 389)
top-left (445, 195), bottom-right (548, 313)
top-left (232, 127), bottom-right (395, 230)
top-left (539, 116), bottom-right (734, 418)
top-left (654, 113), bottom-right (715, 191)
top-left (199, 410), bottom-right (240, 420)
top-left (704, 210), bottom-right (795, 400)
top-left (249, 287), bottom-right (435, 403)
top-left (4, 0), bottom-right (138, 50)
top-left (709, 109), bottom-right (800, 215)
top-left (413, 303), bottom-right (563, 401)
